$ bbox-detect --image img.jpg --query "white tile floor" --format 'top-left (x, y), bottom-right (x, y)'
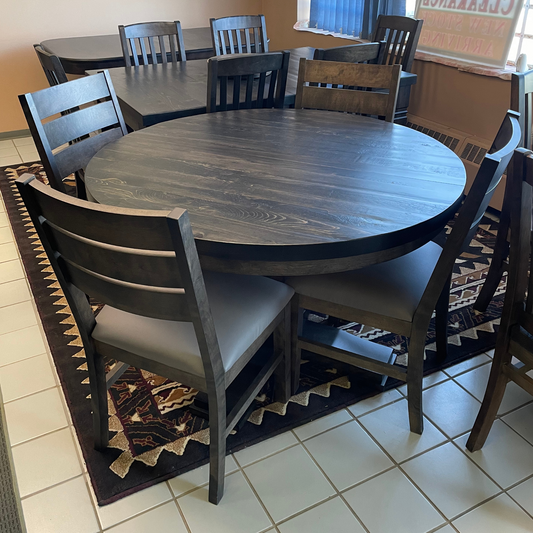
top-left (2, 138), bottom-right (533, 532)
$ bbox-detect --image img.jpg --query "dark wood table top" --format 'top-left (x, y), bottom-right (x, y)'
top-left (85, 109), bottom-right (466, 276)
top-left (86, 47), bottom-right (418, 130)
top-left (41, 27), bottom-right (216, 74)
top-left (86, 47), bottom-right (319, 129)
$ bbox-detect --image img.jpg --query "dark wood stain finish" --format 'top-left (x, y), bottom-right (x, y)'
top-left (41, 28), bottom-right (219, 74)
top-left (210, 15), bottom-right (268, 56)
top-left (86, 47), bottom-right (417, 130)
top-left (206, 52), bottom-right (289, 112)
top-left (118, 21), bottom-right (186, 67)
top-left (16, 175), bottom-right (292, 505)
top-left (86, 47), bottom-right (315, 130)
top-left (85, 108), bottom-right (466, 276)
top-left (467, 148), bottom-right (533, 451)
top-left (474, 69), bottom-right (533, 312)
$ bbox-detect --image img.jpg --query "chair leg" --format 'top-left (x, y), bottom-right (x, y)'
top-left (88, 350), bottom-right (109, 450)
top-left (290, 296), bottom-right (303, 395)
top-left (435, 274), bottom-right (451, 363)
top-left (274, 306), bottom-right (291, 404)
top-left (406, 329), bottom-right (426, 435)
top-left (474, 209), bottom-right (510, 312)
top-left (208, 391), bottom-right (226, 505)
top-left (466, 348), bottom-right (511, 452)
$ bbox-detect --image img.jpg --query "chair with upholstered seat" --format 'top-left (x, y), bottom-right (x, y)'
top-left (286, 111), bottom-right (521, 434)
top-left (474, 69), bottom-right (533, 312)
top-left (16, 174), bottom-right (293, 505)
top-left (119, 21), bottom-right (186, 67)
top-left (19, 71), bottom-right (128, 198)
top-left (206, 51), bottom-right (289, 113)
top-left (33, 44), bottom-right (68, 86)
top-left (294, 58), bottom-right (401, 122)
top-left (210, 15), bottom-right (268, 56)
top-left (467, 148), bottom-right (533, 451)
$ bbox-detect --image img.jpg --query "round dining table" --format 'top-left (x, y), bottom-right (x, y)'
top-left (85, 108), bottom-right (466, 276)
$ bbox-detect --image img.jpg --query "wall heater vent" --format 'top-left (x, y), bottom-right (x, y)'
top-left (406, 121), bottom-right (462, 152)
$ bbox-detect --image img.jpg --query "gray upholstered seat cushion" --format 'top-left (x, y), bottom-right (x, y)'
top-left (286, 241), bottom-right (443, 323)
top-left (91, 271), bottom-right (294, 378)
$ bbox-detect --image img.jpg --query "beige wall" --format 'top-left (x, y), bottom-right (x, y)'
top-left (2, 0), bottom-right (512, 140)
top-left (0, 0), bottom-right (260, 133)
top-left (263, 0), bottom-right (511, 141)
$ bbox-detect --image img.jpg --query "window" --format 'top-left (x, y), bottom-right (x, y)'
top-left (297, 0), bottom-right (417, 39)
top-left (508, 0), bottom-right (533, 66)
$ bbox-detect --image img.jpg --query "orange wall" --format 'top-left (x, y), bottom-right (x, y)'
top-left (263, 0), bottom-right (511, 141)
top-left (0, 0), bottom-right (260, 133)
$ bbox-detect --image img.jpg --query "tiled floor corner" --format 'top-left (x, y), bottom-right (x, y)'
top-left (2, 146), bottom-right (533, 532)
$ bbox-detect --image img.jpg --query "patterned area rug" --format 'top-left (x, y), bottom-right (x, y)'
top-left (0, 163), bottom-right (505, 506)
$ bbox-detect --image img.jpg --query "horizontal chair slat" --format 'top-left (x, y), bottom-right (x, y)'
top-left (30, 74), bottom-right (112, 119)
top-left (214, 16), bottom-right (263, 31)
top-left (54, 127), bottom-right (123, 178)
top-left (303, 61), bottom-right (399, 88)
top-left (61, 258), bottom-right (191, 322)
top-left (301, 86), bottom-right (391, 116)
top-left (216, 53), bottom-right (283, 76)
top-left (43, 101), bottom-right (119, 150)
top-left (46, 222), bottom-right (183, 288)
top-left (29, 179), bottom-right (178, 251)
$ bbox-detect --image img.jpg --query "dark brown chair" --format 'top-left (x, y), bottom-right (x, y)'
top-left (372, 15), bottom-right (423, 73)
top-left (294, 58), bottom-right (401, 122)
top-left (285, 111), bottom-right (521, 435)
top-left (18, 71), bottom-right (127, 198)
top-left (313, 41), bottom-right (386, 64)
top-left (210, 15), bottom-right (268, 56)
top-left (474, 69), bottom-right (533, 312)
top-left (206, 51), bottom-right (289, 113)
top-left (467, 147), bottom-right (533, 452)
top-left (33, 44), bottom-right (68, 86)
top-left (118, 21), bottom-right (186, 67)
top-left (16, 175), bottom-right (293, 505)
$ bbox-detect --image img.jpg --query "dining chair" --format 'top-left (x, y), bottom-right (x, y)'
top-left (313, 41), bottom-right (386, 64)
top-left (18, 71), bottom-right (128, 198)
top-left (118, 21), bottom-right (186, 67)
top-left (467, 148), bottom-right (533, 452)
top-left (474, 69), bottom-right (533, 312)
top-left (210, 15), bottom-right (268, 56)
top-left (294, 58), bottom-right (401, 122)
top-left (206, 51), bottom-right (290, 113)
top-left (372, 15), bottom-right (423, 73)
top-left (285, 110), bottom-right (521, 435)
top-left (33, 44), bottom-right (68, 86)
top-left (16, 174), bottom-right (293, 505)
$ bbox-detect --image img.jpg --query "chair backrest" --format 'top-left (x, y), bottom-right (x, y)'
top-left (420, 111), bottom-right (521, 315)
top-left (210, 15), bottom-right (268, 56)
top-left (511, 70), bottom-right (533, 150)
top-left (294, 58), bottom-right (401, 122)
top-left (372, 15), bottom-right (423, 72)
top-left (118, 21), bottom-right (186, 67)
top-left (206, 52), bottom-right (290, 113)
top-left (33, 44), bottom-right (68, 86)
top-left (18, 71), bottom-right (128, 194)
top-left (313, 41), bottom-right (386, 64)
top-left (16, 174), bottom-right (222, 381)
top-left (497, 147), bottom-right (533, 362)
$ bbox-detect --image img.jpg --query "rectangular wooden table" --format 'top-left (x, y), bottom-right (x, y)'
top-left (86, 48), bottom-right (417, 130)
top-left (41, 27), bottom-right (217, 74)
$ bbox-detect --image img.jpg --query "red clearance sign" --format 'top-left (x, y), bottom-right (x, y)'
top-left (416, 0), bottom-right (522, 67)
